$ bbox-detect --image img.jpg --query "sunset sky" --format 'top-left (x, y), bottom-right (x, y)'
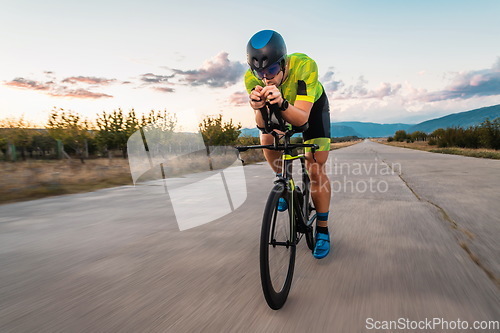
top-left (1, 0), bottom-right (499, 131)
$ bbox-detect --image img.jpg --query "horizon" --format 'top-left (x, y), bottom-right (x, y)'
top-left (5, 102), bottom-right (499, 131)
top-left (1, 1), bottom-right (499, 131)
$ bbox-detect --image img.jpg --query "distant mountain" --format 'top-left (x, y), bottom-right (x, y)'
top-left (240, 127), bottom-right (261, 137)
top-left (331, 122), bottom-right (412, 138)
top-left (239, 122), bottom-right (407, 138)
top-left (239, 125), bottom-right (363, 137)
top-left (238, 104), bottom-right (500, 138)
top-left (407, 104), bottom-right (500, 133)
top-left (330, 125), bottom-right (362, 137)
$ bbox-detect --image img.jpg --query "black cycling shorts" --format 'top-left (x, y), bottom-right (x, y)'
top-left (257, 90), bottom-right (330, 142)
top-left (303, 90), bottom-right (330, 141)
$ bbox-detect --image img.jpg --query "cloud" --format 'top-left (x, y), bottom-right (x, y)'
top-left (5, 78), bottom-right (52, 91)
top-left (49, 88), bottom-right (112, 99)
top-left (228, 91), bottom-right (248, 106)
top-left (62, 76), bottom-right (116, 85)
top-left (139, 73), bottom-right (175, 93)
top-left (328, 58), bottom-right (500, 124)
top-left (4, 75), bottom-right (114, 99)
top-left (418, 57), bottom-right (500, 102)
top-left (170, 52), bottom-right (246, 88)
top-left (153, 87), bottom-right (175, 93)
top-left (330, 75), bottom-right (401, 100)
top-left (140, 52), bottom-right (246, 93)
top-left (320, 70), bottom-right (344, 92)
top-left (140, 73), bottom-right (174, 83)
top-left (326, 57), bottom-right (500, 105)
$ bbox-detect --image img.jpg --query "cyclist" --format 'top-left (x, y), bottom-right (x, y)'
top-left (245, 30), bottom-right (332, 259)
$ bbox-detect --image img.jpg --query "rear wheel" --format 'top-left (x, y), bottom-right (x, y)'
top-left (260, 184), bottom-right (296, 310)
top-left (301, 167), bottom-right (316, 252)
top-left (305, 205), bottom-right (316, 251)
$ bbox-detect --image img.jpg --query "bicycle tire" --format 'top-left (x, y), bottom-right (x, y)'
top-left (260, 183), bottom-right (296, 310)
top-left (304, 197), bottom-right (316, 251)
top-left (300, 165), bottom-right (316, 252)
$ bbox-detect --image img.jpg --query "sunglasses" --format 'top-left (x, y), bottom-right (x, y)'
top-left (253, 61), bottom-right (282, 80)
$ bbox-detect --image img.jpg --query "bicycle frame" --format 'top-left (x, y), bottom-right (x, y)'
top-left (237, 103), bottom-right (322, 309)
top-left (235, 103), bottom-right (319, 241)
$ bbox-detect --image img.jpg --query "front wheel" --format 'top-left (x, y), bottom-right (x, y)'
top-left (260, 184), bottom-right (296, 310)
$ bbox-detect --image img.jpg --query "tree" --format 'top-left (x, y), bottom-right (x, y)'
top-left (199, 114), bottom-right (241, 171)
top-left (394, 130), bottom-right (409, 142)
top-left (95, 108), bottom-right (177, 158)
top-left (410, 131), bottom-right (427, 142)
top-left (199, 114), bottom-right (241, 146)
top-left (0, 116), bottom-right (35, 161)
top-left (478, 118), bottom-right (500, 150)
top-left (31, 132), bottom-right (57, 158)
top-left (491, 118), bottom-right (500, 150)
top-left (46, 108), bottom-right (92, 163)
top-left (430, 128), bottom-right (445, 139)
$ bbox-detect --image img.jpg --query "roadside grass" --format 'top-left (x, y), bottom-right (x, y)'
top-left (374, 138), bottom-right (500, 159)
top-left (0, 140), bottom-right (361, 205)
top-left (330, 140), bottom-right (363, 150)
top-left (429, 148), bottom-right (500, 159)
top-left (0, 159), bottom-right (133, 205)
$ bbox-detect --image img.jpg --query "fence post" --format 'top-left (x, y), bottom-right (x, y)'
top-left (84, 139), bottom-right (89, 158)
top-left (56, 140), bottom-right (63, 159)
top-left (8, 144), bottom-right (17, 162)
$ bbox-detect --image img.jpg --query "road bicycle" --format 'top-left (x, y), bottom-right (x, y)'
top-left (235, 103), bottom-right (319, 310)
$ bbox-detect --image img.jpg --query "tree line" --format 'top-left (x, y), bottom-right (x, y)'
top-left (388, 118), bottom-right (500, 150)
top-left (0, 108), bottom-right (242, 162)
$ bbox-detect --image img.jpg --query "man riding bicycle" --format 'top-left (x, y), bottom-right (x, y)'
top-left (245, 30), bottom-right (332, 259)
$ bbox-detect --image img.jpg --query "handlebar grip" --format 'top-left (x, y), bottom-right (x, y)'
top-left (259, 106), bottom-right (271, 133)
top-left (267, 102), bottom-right (286, 130)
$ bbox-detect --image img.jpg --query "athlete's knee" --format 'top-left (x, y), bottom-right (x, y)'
top-left (306, 148), bottom-right (328, 166)
top-left (306, 154), bottom-right (327, 174)
top-left (260, 133), bottom-right (273, 145)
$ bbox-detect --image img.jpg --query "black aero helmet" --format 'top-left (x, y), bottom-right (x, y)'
top-left (247, 30), bottom-right (287, 75)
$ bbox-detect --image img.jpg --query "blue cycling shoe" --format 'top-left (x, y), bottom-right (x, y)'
top-left (313, 232), bottom-right (330, 259)
top-left (277, 198), bottom-right (288, 212)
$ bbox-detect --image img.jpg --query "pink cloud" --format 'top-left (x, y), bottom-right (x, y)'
top-left (229, 91), bottom-right (248, 106)
top-left (49, 88), bottom-right (112, 99)
top-left (5, 78), bottom-right (52, 91)
top-left (62, 76), bottom-right (116, 85)
top-left (332, 76), bottom-right (401, 100)
top-left (169, 52), bottom-right (246, 88)
top-left (3, 75), bottom-right (113, 99)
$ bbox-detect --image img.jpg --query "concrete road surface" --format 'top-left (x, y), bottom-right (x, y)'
top-left (0, 140), bottom-right (499, 332)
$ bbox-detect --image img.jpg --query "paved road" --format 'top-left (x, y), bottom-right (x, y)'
top-left (0, 140), bottom-right (498, 332)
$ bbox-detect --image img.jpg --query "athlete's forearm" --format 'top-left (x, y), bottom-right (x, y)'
top-left (281, 103), bottom-right (309, 126)
top-left (254, 109), bottom-right (265, 128)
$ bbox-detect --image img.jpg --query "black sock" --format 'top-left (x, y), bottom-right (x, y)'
top-left (316, 225), bottom-right (329, 234)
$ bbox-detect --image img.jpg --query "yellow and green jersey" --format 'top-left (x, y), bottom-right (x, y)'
top-left (244, 52), bottom-right (331, 147)
top-left (244, 53), bottom-right (324, 104)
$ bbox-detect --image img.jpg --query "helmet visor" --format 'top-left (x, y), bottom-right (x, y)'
top-left (253, 61), bottom-right (282, 80)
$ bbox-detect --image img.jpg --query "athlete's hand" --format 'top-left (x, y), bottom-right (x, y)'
top-left (261, 85), bottom-right (284, 106)
top-left (249, 85), bottom-right (266, 110)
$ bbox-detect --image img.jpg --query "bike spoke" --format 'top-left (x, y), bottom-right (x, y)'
top-left (268, 203), bottom-right (292, 292)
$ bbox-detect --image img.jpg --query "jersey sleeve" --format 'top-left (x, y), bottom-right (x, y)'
top-left (244, 69), bottom-right (264, 94)
top-left (295, 58), bottom-right (320, 103)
